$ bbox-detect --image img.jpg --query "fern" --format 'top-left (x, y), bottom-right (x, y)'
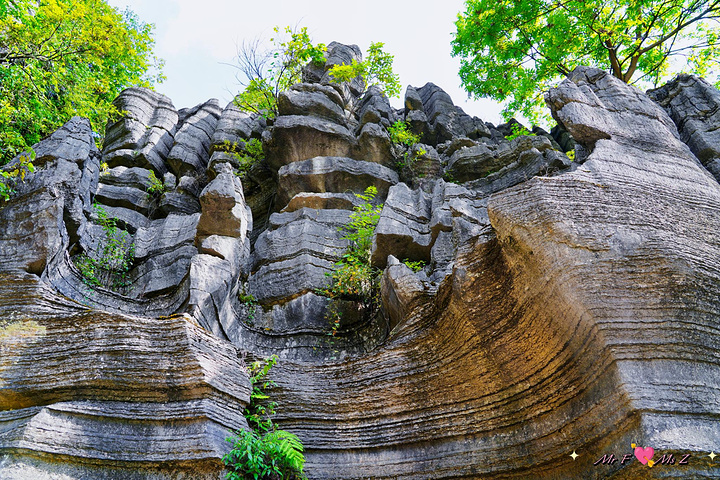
top-left (265, 430), bottom-right (305, 473)
top-left (224, 357), bottom-right (307, 479)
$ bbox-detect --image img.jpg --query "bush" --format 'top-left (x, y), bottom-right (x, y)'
top-left (319, 186), bottom-right (382, 303)
top-left (234, 138), bottom-right (265, 178)
top-left (74, 204), bottom-right (135, 291)
top-left (388, 120), bottom-right (420, 147)
top-left (317, 187), bottom-right (383, 335)
top-left (224, 355), bottom-right (307, 480)
top-left (146, 170), bottom-right (166, 198)
top-left (224, 429), bottom-right (306, 480)
top-left (233, 26), bottom-right (325, 119)
top-left (402, 259), bottom-right (426, 273)
top-left (504, 123), bottom-right (535, 141)
top-left (388, 120), bottom-right (425, 170)
top-left (0, 150), bottom-right (35, 201)
top-left (328, 41), bottom-right (401, 99)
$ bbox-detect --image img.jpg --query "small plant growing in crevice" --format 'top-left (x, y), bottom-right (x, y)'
top-left (74, 203), bottom-right (135, 292)
top-left (238, 290), bottom-right (260, 325)
top-left (146, 170), bottom-right (166, 199)
top-left (328, 41), bottom-right (401, 99)
top-left (0, 150), bottom-right (35, 202)
top-left (224, 355), bottom-right (307, 480)
top-left (388, 120), bottom-right (424, 170)
top-left (317, 186), bottom-right (383, 336)
top-left (402, 259), bottom-right (426, 273)
top-left (504, 123), bottom-right (535, 141)
top-left (232, 138), bottom-right (265, 178)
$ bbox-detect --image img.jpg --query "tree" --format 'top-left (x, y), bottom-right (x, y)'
top-left (233, 26), bottom-right (326, 119)
top-left (0, 0), bottom-right (163, 164)
top-left (233, 27), bottom-right (401, 117)
top-left (452, 0), bottom-right (720, 121)
top-left (328, 41), bottom-right (402, 99)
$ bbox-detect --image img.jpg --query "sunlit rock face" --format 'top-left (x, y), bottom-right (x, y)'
top-left (1, 43), bottom-right (719, 480)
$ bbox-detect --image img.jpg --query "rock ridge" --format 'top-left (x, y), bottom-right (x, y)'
top-left (1, 48), bottom-right (719, 479)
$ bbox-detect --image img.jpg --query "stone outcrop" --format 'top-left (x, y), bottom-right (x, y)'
top-left (648, 73), bottom-right (720, 181)
top-left (262, 67), bottom-right (720, 480)
top-left (0, 274), bottom-right (249, 480)
top-left (2, 44), bottom-right (720, 480)
top-left (0, 98), bottom-right (251, 477)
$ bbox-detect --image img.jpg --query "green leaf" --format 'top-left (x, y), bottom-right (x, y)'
top-left (452, 0), bottom-right (720, 121)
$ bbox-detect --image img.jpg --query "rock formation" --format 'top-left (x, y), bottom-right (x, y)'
top-left (1, 41), bottom-right (719, 479)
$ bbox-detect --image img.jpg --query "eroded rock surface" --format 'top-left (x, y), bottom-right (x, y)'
top-left (266, 67), bottom-right (720, 480)
top-left (1, 92), bottom-right (252, 478)
top-left (2, 54), bottom-right (720, 480)
top-left (648, 73), bottom-right (720, 181)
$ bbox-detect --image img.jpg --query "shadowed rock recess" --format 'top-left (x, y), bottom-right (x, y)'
top-left (1, 42), bottom-right (719, 479)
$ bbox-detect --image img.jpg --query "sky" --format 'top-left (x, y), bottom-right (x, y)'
top-left (106, 0), bottom-right (506, 125)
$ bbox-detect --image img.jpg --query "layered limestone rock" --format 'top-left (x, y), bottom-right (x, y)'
top-left (0, 92), bottom-right (252, 478)
top-left (264, 67), bottom-right (720, 479)
top-left (0, 274), bottom-right (250, 480)
top-left (2, 43), bottom-right (720, 480)
top-left (648, 73), bottom-right (720, 181)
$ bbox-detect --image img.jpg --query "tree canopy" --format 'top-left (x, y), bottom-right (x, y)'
top-left (328, 42), bottom-right (401, 99)
top-left (0, 0), bottom-right (163, 163)
top-left (233, 26), bottom-right (400, 118)
top-left (452, 0), bottom-right (720, 121)
top-left (233, 26), bottom-right (327, 119)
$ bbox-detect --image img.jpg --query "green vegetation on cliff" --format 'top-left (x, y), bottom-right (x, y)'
top-left (233, 26), bottom-right (401, 117)
top-left (224, 355), bottom-right (307, 480)
top-left (453, 0), bottom-right (720, 120)
top-left (233, 26), bottom-right (326, 119)
top-left (0, 0), bottom-right (162, 164)
top-left (328, 41), bottom-right (401, 98)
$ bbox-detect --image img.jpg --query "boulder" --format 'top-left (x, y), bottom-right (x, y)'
top-left (167, 99), bottom-right (222, 177)
top-left (415, 83), bottom-right (491, 143)
top-left (196, 171), bottom-right (250, 239)
top-left (264, 115), bottom-right (356, 170)
top-left (281, 192), bottom-right (361, 212)
top-left (157, 191), bottom-right (201, 216)
top-left (357, 85), bottom-right (395, 128)
top-left (94, 183), bottom-right (152, 216)
top-left (188, 252), bottom-right (240, 339)
top-left (0, 118), bottom-right (101, 274)
top-left (98, 166), bottom-right (155, 191)
top-left (648, 74), bottom-right (720, 181)
top-left (32, 116), bottom-right (96, 166)
top-left (276, 156), bottom-right (398, 208)
top-left (371, 183), bottom-right (434, 268)
top-left (380, 255), bottom-right (426, 331)
top-left (0, 191), bottom-right (65, 275)
top-left (102, 87), bottom-right (177, 175)
top-left (128, 244), bottom-right (197, 297)
top-left (278, 83), bottom-right (348, 126)
top-left (403, 85), bottom-right (423, 112)
top-left (210, 101), bottom-right (266, 152)
top-left (355, 122), bottom-right (393, 166)
top-left (248, 208), bottom-right (350, 306)
top-left (445, 135), bottom-right (571, 188)
top-left (0, 273), bottom-right (250, 479)
top-left (133, 213), bottom-right (200, 261)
